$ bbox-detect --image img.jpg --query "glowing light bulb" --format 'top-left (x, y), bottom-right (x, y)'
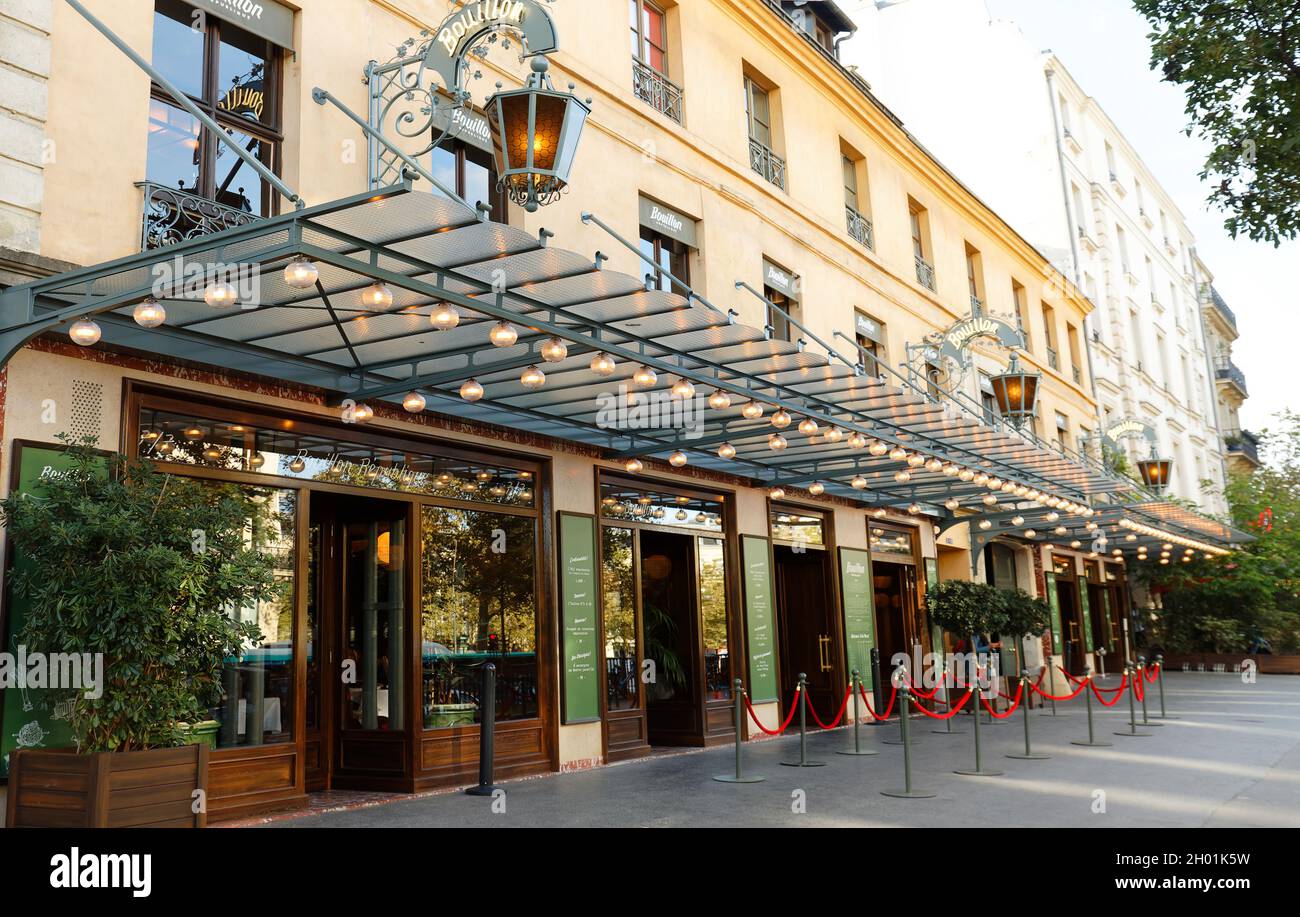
top-left (959, 468), bottom-right (975, 482)
top-left (823, 427), bottom-right (843, 444)
top-left (633, 365), bottom-right (658, 388)
top-left (718, 442), bottom-right (736, 460)
top-left (431, 303), bottom-right (461, 331)
top-left (809, 482), bottom-right (825, 496)
top-left (798, 418), bottom-right (819, 436)
top-left (489, 321), bottom-right (519, 347)
top-left (671, 377), bottom-right (695, 399)
top-left (669, 451), bottom-right (688, 467)
top-left (894, 470), bottom-right (911, 484)
top-left (769, 487), bottom-right (785, 500)
top-left (625, 458), bottom-right (643, 473)
top-left (352, 403), bottom-right (374, 422)
top-left (540, 337), bottom-right (568, 363)
top-left (283, 259), bottom-right (319, 289)
top-left (769, 433), bottom-right (788, 451)
top-left (590, 352), bottom-right (616, 376)
top-left (771, 409), bottom-right (792, 429)
top-left (983, 493), bottom-right (998, 506)
top-left (945, 498), bottom-right (960, 511)
top-left (359, 282), bottom-right (392, 309)
top-left (851, 475), bottom-right (868, 490)
top-left (69, 318), bottom-right (101, 346)
top-left (204, 281), bottom-right (238, 308)
top-left (708, 389), bottom-right (732, 410)
top-left (460, 378), bottom-right (484, 401)
top-left (979, 520), bottom-right (993, 530)
top-left (403, 391), bottom-right (427, 413)
top-left (519, 365), bottom-right (546, 389)
top-left (741, 401), bottom-right (765, 420)
top-left (133, 298), bottom-right (166, 328)
top-left (847, 432), bottom-right (868, 449)
top-left (889, 446), bottom-right (907, 462)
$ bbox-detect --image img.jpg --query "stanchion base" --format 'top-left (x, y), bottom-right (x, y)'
top-left (1070, 739), bottom-right (1112, 747)
top-left (881, 787), bottom-right (936, 798)
top-left (1039, 711), bottom-right (1070, 717)
top-left (1140, 721), bottom-right (1164, 727)
top-left (1113, 730), bottom-right (1153, 737)
top-left (881, 738), bottom-right (917, 746)
top-left (1006, 752), bottom-right (1051, 760)
top-left (465, 784), bottom-right (503, 797)
top-left (779, 760), bottom-right (827, 767)
top-left (713, 774), bottom-right (766, 783)
top-left (931, 729), bottom-right (965, 736)
top-left (835, 748), bottom-right (879, 756)
top-left (954, 768), bottom-right (1004, 777)
top-left (1153, 715), bottom-right (1179, 720)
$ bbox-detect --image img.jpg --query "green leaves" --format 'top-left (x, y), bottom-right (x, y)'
top-left (1134, 0), bottom-right (1300, 244)
top-left (0, 435), bottom-right (282, 754)
top-left (926, 579), bottom-right (1009, 639)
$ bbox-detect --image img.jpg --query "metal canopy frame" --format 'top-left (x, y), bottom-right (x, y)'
top-left (0, 185), bottom-right (1240, 549)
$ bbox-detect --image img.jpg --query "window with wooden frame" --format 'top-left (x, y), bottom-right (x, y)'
top-left (629, 0), bottom-right (669, 75)
top-left (148, 0), bottom-right (283, 216)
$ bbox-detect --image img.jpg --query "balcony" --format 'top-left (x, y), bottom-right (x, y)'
top-left (1225, 430), bottom-right (1261, 467)
top-left (970, 295), bottom-right (983, 316)
top-left (845, 204), bottom-right (874, 250)
top-left (137, 181), bottom-right (263, 251)
top-left (632, 58), bottom-right (684, 124)
top-left (1072, 365), bottom-right (1082, 384)
top-left (914, 254), bottom-right (935, 292)
top-left (748, 137), bottom-right (786, 191)
top-left (1215, 358), bottom-right (1248, 396)
top-left (1208, 286), bottom-right (1237, 332)
top-left (1046, 346), bottom-right (1059, 371)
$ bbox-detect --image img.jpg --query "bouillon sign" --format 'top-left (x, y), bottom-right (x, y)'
top-left (422, 0), bottom-right (559, 92)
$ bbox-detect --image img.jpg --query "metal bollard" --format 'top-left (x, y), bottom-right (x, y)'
top-left (1114, 663), bottom-right (1152, 737)
top-left (1137, 656), bottom-right (1162, 727)
top-left (932, 666), bottom-right (963, 735)
top-left (881, 680), bottom-right (936, 799)
top-left (781, 673), bottom-right (826, 767)
top-left (465, 663), bottom-right (503, 797)
top-left (838, 669), bottom-right (878, 757)
top-left (882, 665), bottom-right (917, 746)
top-left (955, 667), bottom-right (1003, 776)
top-left (1070, 666), bottom-right (1112, 747)
top-left (1154, 655), bottom-right (1176, 719)
top-left (1007, 670), bottom-right (1049, 760)
top-left (870, 647), bottom-right (884, 723)
top-left (715, 678), bottom-right (765, 783)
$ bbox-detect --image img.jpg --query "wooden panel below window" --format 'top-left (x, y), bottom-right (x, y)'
top-left (417, 719), bottom-right (550, 787)
top-left (605, 709), bottom-right (651, 762)
top-left (208, 744), bottom-right (305, 822)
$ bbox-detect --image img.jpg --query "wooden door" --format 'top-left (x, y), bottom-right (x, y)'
top-left (774, 545), bottom-right (837, 718)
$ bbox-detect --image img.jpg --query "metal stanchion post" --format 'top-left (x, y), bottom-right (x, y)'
top-left (1114, 663), bottom-right (1152, 737)
top-left (932, 664), bottom-right (962, 735)
top-left (869, 648), bottom-right (884, 723)
top-left (1040, 663), bottom-right (1061, 717)
top-left (781, 673), bottom-right (826, 767)
top-left (1097, 646), bottom-right (1107, 678)
top-left (1070, 666), bottom-right (1111, 747)
top-left (955, 654), bottom-right (1002, 777)
top-left (881, 671), bottom-right (935, 798)
top-left (883, 665), bottom-right (917, 746)
top-left (1154, 655), bottom-right (1176, 719)
top-left (715, 679), bottom-right (765, 783)
top-left (1007, 669), bottom-right (1049, 760)
top-left (465, 663), bottom-right (502, 797)
top-left (838, 669), bottom-right (878, 757)
top-left (1136, 656), bottom-right (1162, 727)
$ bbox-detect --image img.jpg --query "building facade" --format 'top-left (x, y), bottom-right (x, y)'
top-left (845, 0), bottom-right (1233, 514)
top-left (0, 0), bottom-right (1238, 821)
top-left (1195, 257), bottom-right (1258, 475)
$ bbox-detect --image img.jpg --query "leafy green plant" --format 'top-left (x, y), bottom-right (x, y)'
top-left (925, 579), bottom-right (1008, 639)
top-left (0, 435), bottom-right (282, 753)
top-left (999, 588), bottom-right (1051, 640)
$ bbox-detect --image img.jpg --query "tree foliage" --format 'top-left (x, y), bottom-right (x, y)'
top-left (1139, 411), bottom-right (1300, 652)
top-left (999, 588), bottom-right (1052, 639)
top-left (926, 579), bottom-right (1009, 638)
top-left (0, 437), bottom-right (282, 753)
top-left (1134, 0), bottom-right (1300, 244)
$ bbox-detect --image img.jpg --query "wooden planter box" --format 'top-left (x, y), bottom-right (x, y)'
top-left (5, 743), bottom-right (209, 828)
top-left (1161, 652), bottom-right (1300, 676)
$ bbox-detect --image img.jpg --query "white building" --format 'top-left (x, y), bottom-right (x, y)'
top-left (842, 0), bottom-right (1230, 513)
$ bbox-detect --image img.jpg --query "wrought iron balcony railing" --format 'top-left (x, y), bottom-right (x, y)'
top-left (970, 295), bottom-right (983, 316)
top-left (845, 204), bottom-right (873, 250)
top-left (748, 137), bottom-right (786, 191)
top-left (1046, 346), bottom-right (1059, 371)
top-left (1209, 285), bottom-right (1237, 331)
top-left (631, 58), bottom-right (684, 124)
top-left (136, 181), bottom-right (263, 251)
top-left (1225, 429), bottom-right (1260, 465)
top-left (1215, 358), bottom-right (1248, 395)
top-left (914, 254), bottom-right (935, 292)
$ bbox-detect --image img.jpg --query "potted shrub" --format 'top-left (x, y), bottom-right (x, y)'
top-left (997, 588), bottom-right (1052, 675)
top-left (926, 579), bottom-right (1010, 693)
top-left (424, 655), bottom-right (477, 729)
top-left (1, 436), bottom-right (281, 828)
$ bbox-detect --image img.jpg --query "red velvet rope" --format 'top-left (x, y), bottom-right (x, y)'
top-left (743, 691), bottom-right (801, 736)
top-left (1031, 678), bottom-right (1088, 702)
top-left (806, 684), bottom-right (853, 730)
top-left (1133, 673), bottom-right (1145, 702)
top-left (1146, 664), bottom-right (1160, 683)
top-left (911, 689), bottom-right (974, 720)
top-left (1090, 675), bottom-right (1128, 707)
top-left (858, 684), bottom-right (898, 721)
top-left (981, 683), bottom-right (1023, 719)
top-left (1058, 665), bottom-right (1087, 686)
top-left (906, 679), bottom-right (942, 700)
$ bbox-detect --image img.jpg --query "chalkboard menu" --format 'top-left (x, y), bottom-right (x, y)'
top-left (0, 443), bottom-right (106, 777)
top-left (1078, 580), bottom-right (1094, 650)
top-left (741, 536), bottom-right (778, 703)
top-left (1044, 571), bottom-right (1064, 655)
top-left (924, 556), bottom-right (942, 656)
top-left (839, 548), bottom-right (876, 688)
top-left (558, 513), bottom-right (600, 724)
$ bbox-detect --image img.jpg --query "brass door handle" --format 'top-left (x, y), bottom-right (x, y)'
top-left (818, 634), bottom-right (833, 673)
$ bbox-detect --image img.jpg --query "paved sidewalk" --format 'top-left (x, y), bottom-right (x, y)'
top-left (253, 672), bottom-right (1300, 828)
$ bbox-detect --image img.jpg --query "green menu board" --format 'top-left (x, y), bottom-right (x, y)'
top-left (0, 443), bottom-right (107, 777)
top-left (1044, 571), bottom-right (1063, 655)
top-left (1079, 581), bottom-right (1094, 650)
top-left (741, 536), bottom-right (778, 703)
top-left (558, 513), bottom-right (600, 724)
top-left (924, 556), bottom-right (942, 655)
top-left (839, 548), bottom-right (876, 688)
top-left (1101, 590), bottom-right (1115, 650)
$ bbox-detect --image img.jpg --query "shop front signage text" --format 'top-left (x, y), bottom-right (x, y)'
top-left (436, 1), bottom-right (528, 56)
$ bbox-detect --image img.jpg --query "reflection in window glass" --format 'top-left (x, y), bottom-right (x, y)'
top-left (213, 127), bottom-right (267, 214)
top-left (342, 518), bottom-right (406, 731)
top-left (699, 537), bottom-right (730, 700)
top-left (421, 507), bottom-right (538, 726)
top-left (216, 488), bottom-right (296, 748)
top-left (217, 21), bottom-right (271, 125)
top-left (599, 482), bottom-right (723, 533)
top-left (602, 527), bottom-right (638, 711)
top-left (147, 100), bottom-right (201, 193)
top-left (869, 524), bottom-right (914, 557)
top-left (771, 510), bottom-right (824, 547)
top-left (151, 0), bottom-right (204, 99)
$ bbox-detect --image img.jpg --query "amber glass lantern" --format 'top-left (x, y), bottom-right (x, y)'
top-left (486, 58), bottom-right (591, 212)
top-left (1137, 455), bottom-right (1174, 492)
top-left (989, 354), bottom-right (1040, 427)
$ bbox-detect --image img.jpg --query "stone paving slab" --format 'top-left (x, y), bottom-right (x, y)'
top-left (255, 673), bottom-right (1300, 829)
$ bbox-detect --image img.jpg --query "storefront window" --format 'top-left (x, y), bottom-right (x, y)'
top-left (342, 518), bottom-right (406, 731)
top-left (771, 509), bottom-right (824, 548)
top-left (602, 527), bottom-right (638, 711)
top-left (216, 488), bottom-right (296, 748)
top-left (432, 139), bottom-right (505, 222)
top-left (599, 482), bottom-right (723, 533)
top-left (869, 524), bottom-right (915, 558)
top-left (698, 537), bottom-right (731, 700)
top-left (137, 406), bottom-right (535, 508)
top-left (639, 225), bottom-right (690, 294)
top-left (420, 507), bottom-right (538, 726)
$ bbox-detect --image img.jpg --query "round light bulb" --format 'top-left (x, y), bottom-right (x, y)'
top-left (403, 391), bottom-right (427, 413)
top-left (283, 259), bottom-right (319, 289)
top-left (540, 337), bottom-right (568, 363)
top-left (769, 487), bottom-right (785, 500)
top-left (69, 318), bottom-right (102, 346)
top-left (889, 446), bottom-right (907, 462)
top-left (908, 504), bottom-right (921, 515)
top-left (708, 389), bottom-right (732, 410)
top-left (352, 403), bottom-right (374, 422)
top-left (671, 377), bottom-right (695, 399)
top-left (769, 433), bottom-right (788, 451)
top-left (460, 378), bottom-right (484, 402)
top-left (133, 297), bottom-right (166, 328)
top-left (489, 321), bottom-right (519, 347)
top-left (718, 442), bottom-right (736, 460)
top-left (288, 457), bottom-right (306, 474)
top-left (741, 401), bottom-right (765, 420)
top-left (851, 475), bottom-right (868, 490)
top-left (1011, 515), bottom-right (1025, 526)
top-left (771, 409), bottom-right (792, 429)
top-left (590, 352), bottom-right (616, 376)
top-left (633, 365), bottom-right (658, 388)
top-left (204, 281), bottom-right (238, 308)
top-left (894, 470), bottom-right (911, 484)
top-left (945, 498), bottom-right (960, 510)
top-left (248, 452), bottom-right (265, 469)
top-left (979, 520), bottom-right (993, 530)
top-left (823, 427), bottom-right (843, 443)
top-left (983, 493), bottom-right (998, 506)
top-left (798, 418), bottom-right (819, 436)
top-left (848, 432), bottom-right (868, 449)
top-left (1023, 529), bottom-right (1037, 538)
top-left (520, 365), bottom-right (546, 389)
top-left (809, 482), bottom-right (825, 496)
top-left (959, 469), bottom-right (975, 482)
top-left (431, 303), bottom-right (461, 331)
top-left (359, 282), bottom-right (392, 309)
top-left (869, 440), bottom-right (889, 456)
top-left (669, 451), bottom-right (688, 467)
top-left (625, 458), bottom-right (643, 473)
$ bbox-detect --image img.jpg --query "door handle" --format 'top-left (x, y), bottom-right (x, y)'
top-left (818, 634), bottom-right (833, 673)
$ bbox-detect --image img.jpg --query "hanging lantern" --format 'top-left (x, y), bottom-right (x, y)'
top-left (359, 282), bottom-right (392, 310)
top-left (769, 487), bottom-right (785, 500)
top-left (798, 417), bottom-right (819, 436)
top-left (489, 321), bottom-right (519, 347)
top-left (204, 281), bottom-right (238, 308)
top-left (69, 318), bottom-right (101, 346)
top-left (823, 427), bottom-right (843, 444)
top-left (944, 498), bottom-right (960, 511)
top-left (908, 504), bottom-right (922, 515)
top-left (1137, 453), bottom-right (1173, 492)
top-left (590, 352), bottom-right (616, 376)
top-left (540, 337), bottom-right (568, 363)
top-left (771, 409), bottom-right (792, 429)
top-left (284, 259), bottom-right (319, 290)
top-left (741, 401), bottom-right (765, 420)
top-left (768, 433), bottom-right (788, 452)
top-left (851, 474), bottom-right (868, 490)
top-left (460, 378), bottom-right (485, 402)
top-left (893, 470), bottom-right (911, 484)
top-left (669, 450), bottom-right (688, 467)
top-left (431, 303), bottom-right (461, 331)
top-left (868, 440), bottom-right (888, 456)
top-left (133, 297), bottom-right (167, 328)
top-left (625, 458), bottom-right (643, 473)
top-left (288, 456), bottom-right (307, 474)
top-left (485, 58), bottom-right (592, 213)
top-left (633, 365), bottom-right (658, 388)
top-left (809, 482), bottom-right (825, 496)
top-left (889, 446), bottom-right (907, 462)
top-left (847, 432), bottom-right (867, 450)
top-left (520, 365), bottom-right (546, 389)
top-left (717, 442), bottom-right (736, 460)
top-left (989, 353), bottom-right (1040, 427)
top-left (671, 377), bottom-right (695, 399)
top-left (708, 389), bottom-right (732, 410)
top-left (403, 391), bottom-right (427, 413)
top-left (352, 403), bottom-right (374, 422)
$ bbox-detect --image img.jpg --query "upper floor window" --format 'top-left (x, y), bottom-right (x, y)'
top-left (854, 310), bottom-right (886, 378)
top-left (842, 149), bottom-right (872, 249)
top-left (431, 139), bottom-right (507, 223)
top-left (640, 225), bottom-right (690, 296)
top-left (630, 0), bottom-right (668, 74)
top-left (909, 199), bottom-right (935, 291)
top-left (744, 73), bottom-right (785, 190)
top-left (964, 243), bottom-right (984, 315)
top-left (147, 0), bottom-right (281, 217)
top-left (763, 258), bottom-right (801, 342)
top-left (1011, 280), bottom-right (1031, 348)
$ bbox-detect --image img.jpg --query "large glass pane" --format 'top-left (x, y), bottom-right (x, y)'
top-left (152, 0), bottom-right (205, 100)
top-left (421, 507), bottom-right (538, 726)
top-left (771, 510), bottom-right (825, 548)
top-left (146, 100), bottom-right (201, 193)
top-left (213, 126), bottom-right (268, 214)
top-left (699, 537), bottom-right (731, 700)
top-left (462, 148), bottom-right (492, 213)
top-left (869, 524), bottom-right (915, 558)
top-left (217, 21), bottom-right (272, 125)
top-left (216, 488), bottom-right (296, 748)
top-left (599, 482), bottom-right (724, 534)
top-left (602, 527), bottom-right (638, 711)
top-left (305, 522), bottom-right (321, 731)
top-left (342, 519), bottom-right (406, 731)
top-left (431, 144), bottom-right (457, 200)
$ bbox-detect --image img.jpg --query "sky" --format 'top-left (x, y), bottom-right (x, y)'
top-left (845, 0), bottom-right (1297, 437)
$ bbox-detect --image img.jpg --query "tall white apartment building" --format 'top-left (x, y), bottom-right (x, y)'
top-left (842, 0), bottom-right (1230, 513)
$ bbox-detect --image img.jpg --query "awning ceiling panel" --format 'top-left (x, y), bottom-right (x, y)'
top-left (0, 184), bottom-right (1239, 549)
